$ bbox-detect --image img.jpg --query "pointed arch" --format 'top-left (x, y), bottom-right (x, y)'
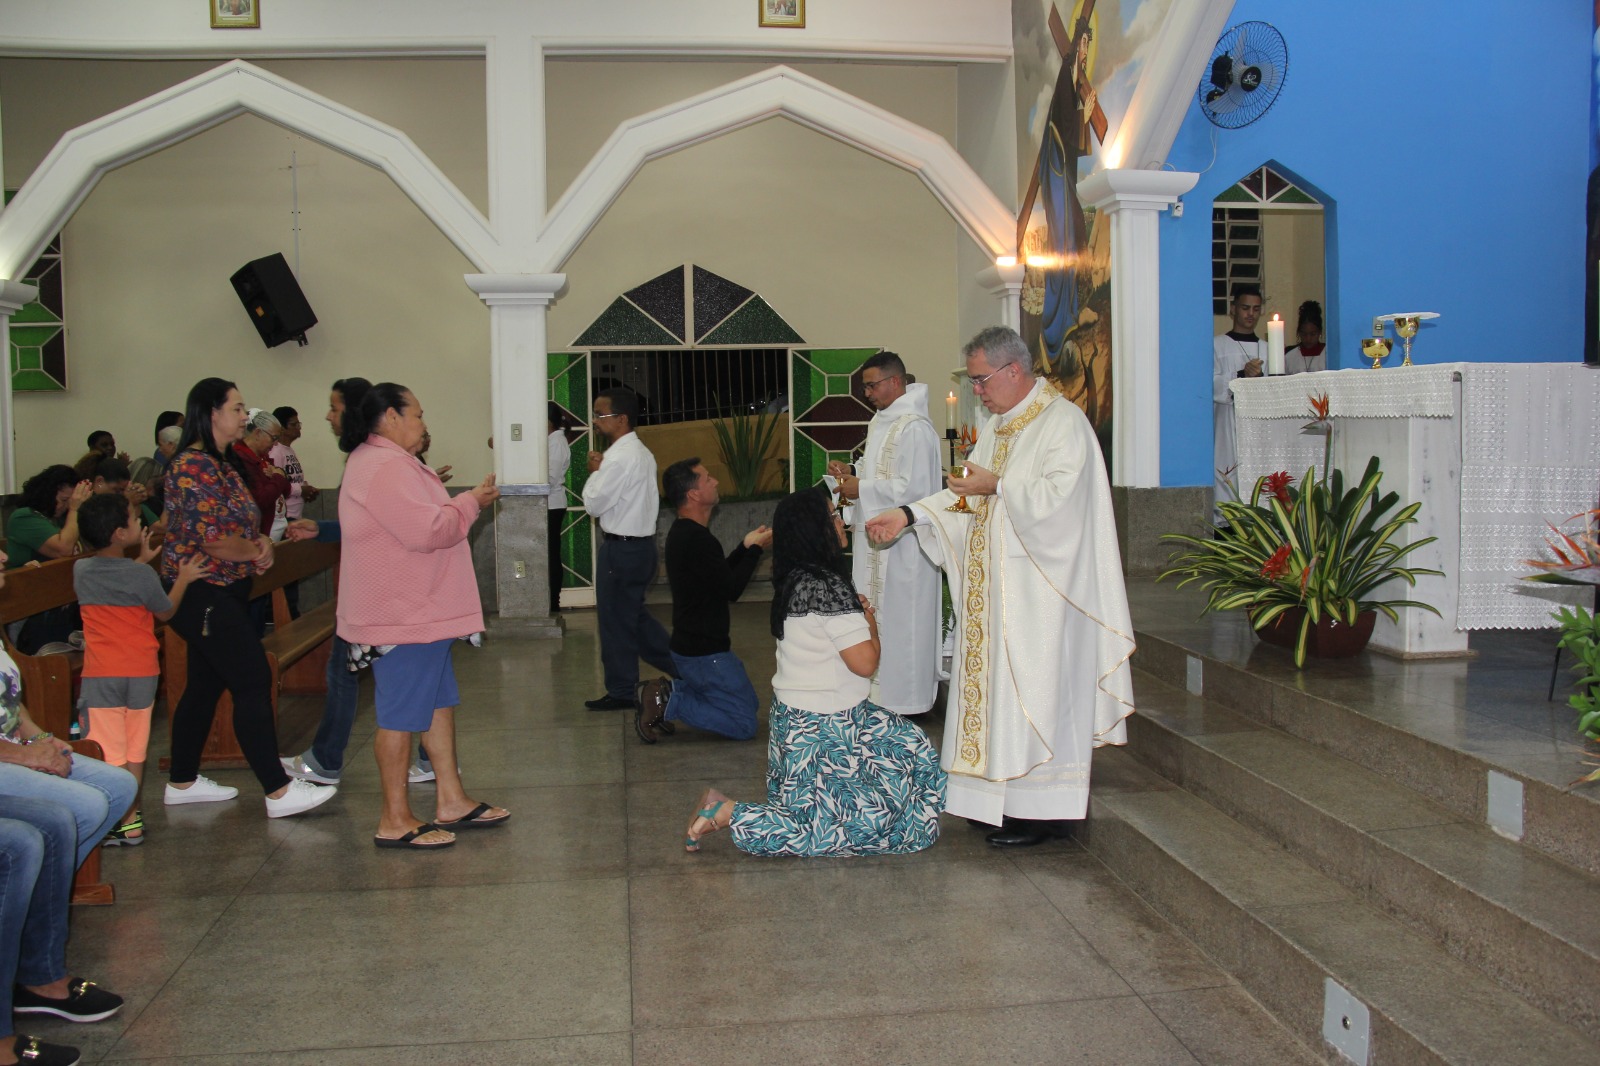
top-left (0, 59), bottom-right (502, 281)
top-left (535, 64), bottom-right (1016, 271)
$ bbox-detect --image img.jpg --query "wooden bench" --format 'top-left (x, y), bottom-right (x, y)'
top-left (160, 539), bottom-right (340, 770)
top-left (0, 556), bottom-right (116, 905)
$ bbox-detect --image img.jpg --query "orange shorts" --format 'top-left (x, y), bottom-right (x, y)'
top-left (85, 706), bottom-right (153, 766)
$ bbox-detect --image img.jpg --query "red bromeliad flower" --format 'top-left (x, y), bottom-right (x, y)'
top-left (1259, 544), bottom-right (1292, 580)
top-left (1263, 471), bottom-right (1294, 504)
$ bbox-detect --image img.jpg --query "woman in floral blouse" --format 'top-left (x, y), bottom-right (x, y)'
top-left (161, 378), bottom-right (337, 820)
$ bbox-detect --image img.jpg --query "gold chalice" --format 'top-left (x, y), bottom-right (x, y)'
top-left (1393, 315), bottom-right (1419, 366)
top-left (947, 462), bottom-right (973, 514)
top-left (1361, 336), bottom-right (1393, 370)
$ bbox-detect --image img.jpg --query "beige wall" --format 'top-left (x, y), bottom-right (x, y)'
top-left (1, 56), bottom-right (963, 488)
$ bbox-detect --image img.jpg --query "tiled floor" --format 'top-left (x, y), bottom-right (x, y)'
top-left (48, 601), bottom-right (1316, 1064)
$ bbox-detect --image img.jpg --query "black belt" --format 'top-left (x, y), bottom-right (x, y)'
top-left (602, 532), bottom-right (650, 542)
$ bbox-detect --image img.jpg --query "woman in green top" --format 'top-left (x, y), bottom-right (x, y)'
top-left (5, 465), bottom-right (91, 569)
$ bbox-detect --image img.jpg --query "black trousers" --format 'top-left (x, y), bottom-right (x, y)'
top-left (548, 506), bottom-right (564, 613)
top-left (167, 578), bottom-right (291, 794)
top-left (596, 537), bottom-right (674, 700)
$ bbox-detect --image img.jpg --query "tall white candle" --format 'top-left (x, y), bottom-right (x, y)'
top-left (946, 390), bottom-right (957, 433)
top-left (1266, 314), bottom-right (1285, 376)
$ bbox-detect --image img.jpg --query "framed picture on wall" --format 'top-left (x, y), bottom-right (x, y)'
top-left (758, 0), bottom-right (804, 29)
top-left (210, 0), bottom-right (259, 29)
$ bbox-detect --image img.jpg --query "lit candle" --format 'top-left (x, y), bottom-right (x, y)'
top-left (946, 390), bottom-right (957, 434)
top-left (1266, 314), bottom-right (1285, 376)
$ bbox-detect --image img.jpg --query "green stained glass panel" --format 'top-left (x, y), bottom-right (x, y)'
top-left (574, 297), bottom-right (680, 347)
top-left (560, 509), bottom-right (593, 586)
top-left (1276, 187), bottom-right (1317, 204)
top-left (1215, 185), bottom-right (1254, 202)
top-left (699, 296), bottom-right (804, 345)
top-left (12, 370), bottom-right (59, 392)
top-left (791, 432), bottom-right (826, 490)
top-left (807, 348), bottom-right (877, 374)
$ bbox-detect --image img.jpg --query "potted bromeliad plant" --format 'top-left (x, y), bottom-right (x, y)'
top-left (1160, 394), bottom-right (1442, 667)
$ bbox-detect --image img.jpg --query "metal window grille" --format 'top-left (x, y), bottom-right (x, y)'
top-left (589, 347), bottom-right (789, 426)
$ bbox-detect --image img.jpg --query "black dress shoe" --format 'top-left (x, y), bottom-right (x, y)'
top-left (985, 819), bottom-right (1075, 848)
top-left (584, 695), bottom-right (634, 711)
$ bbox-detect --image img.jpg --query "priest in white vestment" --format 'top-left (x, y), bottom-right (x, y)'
top-left (1213, 285), bottom-right (1264, 522)
top-left (866, 326), bottom-right (1135, 848)
top-left (827, 352), bottom-right (943, 715)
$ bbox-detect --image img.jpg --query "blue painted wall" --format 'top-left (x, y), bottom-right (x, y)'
top-left (1158, 1), bottom-right (1592, 486)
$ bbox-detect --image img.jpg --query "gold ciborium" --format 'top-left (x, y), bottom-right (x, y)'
top-left (1362, 335), bottom-right (1394, 370)
top-left (1393, 316), bottom-right (1420, 367)
top-left (947, 462), bottom-right (973, 513)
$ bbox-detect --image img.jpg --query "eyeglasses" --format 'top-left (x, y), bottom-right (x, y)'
top-left (593, 412), bottom-right (623, 420)
top-left (968, 364), bottom-right (1016, 390)
top-left (861, 376), bottom-right (898, 393)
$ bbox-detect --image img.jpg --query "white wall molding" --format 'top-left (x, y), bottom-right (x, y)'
top-left (975, 262), bottom-right (1026, 332)
top-left (465, 274), bottom-right (568, 489)
top-left (535, 64), bottom-right (1017, 271)
top-left (0, 59), bottom-right (503, 280)
top-left (1079, 168), bottom-right (1197, 487)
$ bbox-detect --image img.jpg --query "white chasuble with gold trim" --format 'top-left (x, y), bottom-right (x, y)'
top-left (908, 379), bottom-right (1136, 824)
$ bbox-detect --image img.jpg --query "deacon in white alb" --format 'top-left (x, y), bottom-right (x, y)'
top-left (828, 351), bottom-right (943, 715)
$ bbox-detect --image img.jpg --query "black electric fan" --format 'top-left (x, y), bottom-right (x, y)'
top-left (1198, 21), bottom-right (1288, 130)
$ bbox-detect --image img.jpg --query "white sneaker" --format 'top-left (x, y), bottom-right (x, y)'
top-left (164, 775), bottom-right (239, 805)
top-left (280, 754), bottom-right (341, 786)
top-left (265, 778), bottom-right (338, 819)
top-left (408, 763), bottom-right (436, 784)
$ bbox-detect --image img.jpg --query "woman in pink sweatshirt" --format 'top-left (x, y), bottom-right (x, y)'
top-left (336, 382), bottom-right (505, 849)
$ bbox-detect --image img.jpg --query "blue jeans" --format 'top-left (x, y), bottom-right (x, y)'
top-left (667, 651), bottom-right (759, 740)
top-left (306, 635), bottom-right (361, 776)
top-left (0, 756), bottom-right (136, 871)
top-left (0, 797), bottom-right (75, 1037)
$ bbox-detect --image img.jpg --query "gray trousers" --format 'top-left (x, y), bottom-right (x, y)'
top-left (597, 537), bottom-right (675, 700)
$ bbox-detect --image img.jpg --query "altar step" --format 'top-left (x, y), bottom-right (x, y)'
top-left (1084, 748), bottom-right (1600, 1064)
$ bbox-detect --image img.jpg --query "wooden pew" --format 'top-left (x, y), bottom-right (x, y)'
top-left (0, 556), bottom-right (114, 905)
top-left (159, 539), bottom-right (340, 770)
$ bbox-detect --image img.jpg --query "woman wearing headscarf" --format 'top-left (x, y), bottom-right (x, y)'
top-left (683, 483), bottom-right (946, 856)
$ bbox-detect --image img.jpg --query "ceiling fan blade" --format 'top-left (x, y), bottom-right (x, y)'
top-left (1232, 25), bottom-right (1249, 68)
top-left (1252, 61), bottom-right (1280, 95)
top-left (1207, 86), bottom-right (1246, 116)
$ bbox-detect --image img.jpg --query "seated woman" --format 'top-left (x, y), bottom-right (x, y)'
top-left (684, 483), bottom-right (946, 856)
top-left (5, 466), bottom-right (89, 570)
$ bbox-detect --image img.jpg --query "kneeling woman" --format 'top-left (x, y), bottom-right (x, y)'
top-left (685, 484), bottom-right (946, 856)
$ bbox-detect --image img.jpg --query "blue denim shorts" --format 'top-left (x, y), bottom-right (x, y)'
top-left (371, 639), bottom-right (460, 732)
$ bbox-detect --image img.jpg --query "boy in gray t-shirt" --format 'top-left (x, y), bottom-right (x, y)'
top-left (73, 494), bottom-right (206, 845)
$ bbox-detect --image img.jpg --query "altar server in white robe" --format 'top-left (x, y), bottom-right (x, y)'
top-left (1213, 284), bottom-right (1264, 522)
top-left (827, 351), bottom-right (943, 715)
top-left (866, 325), bottom-right (1135, 848)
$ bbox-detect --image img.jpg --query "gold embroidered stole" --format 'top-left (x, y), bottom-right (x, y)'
top-left (952, 389), bottom-right (1057, 776)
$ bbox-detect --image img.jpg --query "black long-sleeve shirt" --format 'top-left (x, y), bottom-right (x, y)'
top-left (665, 516), bottom-right (762, 657)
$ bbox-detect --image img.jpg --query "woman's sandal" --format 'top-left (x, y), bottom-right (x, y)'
top-left (684, 788), bottom-right (732, 852)
top-left (103, 811), bottom-right (145, 847)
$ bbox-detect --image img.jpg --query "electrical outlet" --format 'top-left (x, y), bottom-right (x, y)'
top-left (514, 561), bottom-right (526, 579)
top-left (511, 423), bottom-right (522, 441)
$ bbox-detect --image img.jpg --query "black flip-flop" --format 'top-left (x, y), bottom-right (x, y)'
top-left (435, 802), bottom-right (510, 829)
top-left (374, 822), bottom-right (456, 849)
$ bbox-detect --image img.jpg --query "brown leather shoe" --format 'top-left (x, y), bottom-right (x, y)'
top-left (633, 682), bottom-right (659, 744)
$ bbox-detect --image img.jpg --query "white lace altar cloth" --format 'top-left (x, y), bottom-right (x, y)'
top-left (1232, 363), bottom-right (1600, 630)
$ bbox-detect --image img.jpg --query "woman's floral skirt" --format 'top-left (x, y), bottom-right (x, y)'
top-left (729, 697), bottom-right (947, 857)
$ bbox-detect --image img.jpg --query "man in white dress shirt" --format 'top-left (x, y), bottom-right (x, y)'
top-left (581, 388), bottom-right (676, 711)
top-left (1213, 284), bottom-right (1264, 522)
top-left (828, 351), bottom-right (943, 715)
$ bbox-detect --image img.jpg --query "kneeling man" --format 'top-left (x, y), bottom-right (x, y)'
top-left (637, 458), bottom-right (772, 743)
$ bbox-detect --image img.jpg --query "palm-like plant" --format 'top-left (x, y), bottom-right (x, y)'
top-left (1161, 452), bottom-right (1442, 667)
top-left (710, 399), bottom-right (781, 499)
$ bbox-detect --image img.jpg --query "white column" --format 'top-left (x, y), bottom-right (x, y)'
top-left (464, 273), bottom-right (568, 488)
top-left (0, 279), bottom-right (40, 495)
top-left (484, 36), bottom-right (544, 260)
top-left (975, 261), bottom-right (1027, 331)
top-left (1077, 169), bottom-right (1197, 488)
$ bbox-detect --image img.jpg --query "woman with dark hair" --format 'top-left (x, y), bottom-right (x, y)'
top-left (1287, 299), bottom-right (1327, 374)
top-left (337, 382), bottom-right (504, 848)
top-left (5, 466), bottom-right (90, 569)
top-left (684, 483), bottom-right (946, 856)
top-left (161, 377), bottom-right (337, 818)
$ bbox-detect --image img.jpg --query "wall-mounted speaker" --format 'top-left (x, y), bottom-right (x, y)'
top-left (230, 253), bottom-right (316, 348)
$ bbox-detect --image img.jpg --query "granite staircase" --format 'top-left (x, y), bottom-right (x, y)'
top-left (1082, 620), bottom-right (1600, 1065)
